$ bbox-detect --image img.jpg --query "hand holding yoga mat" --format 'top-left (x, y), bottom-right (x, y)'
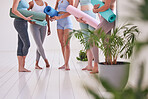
top-left (44, 6), bottom-right (58, 17)
top-left (9, 8), bottom-right (47, 26)
top-left (10, 8), bottom-right (46, 21)
top-left (91, 0), bottom-right (116, 23)
top-left (66, 5), bottom-right (100, 29)
top-left (31, 20), bottom-right (47, 26)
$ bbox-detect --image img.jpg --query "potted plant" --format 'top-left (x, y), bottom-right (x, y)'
top-left (84, 39), bottom-right (148, 99)
top-left (76, 50), bottom-right (88, 61)
top-left (69, 23), bottom-right (139, 90)
top-left (85, 62), bottom-right (148, 99)
top-left (84, 0), bottom-right (148, 98)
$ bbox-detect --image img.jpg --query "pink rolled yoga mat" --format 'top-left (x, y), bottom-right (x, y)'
top-left (66, 5), bottom-right (100, 29)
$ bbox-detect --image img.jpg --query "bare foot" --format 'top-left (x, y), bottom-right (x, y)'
top-left (82, 66), bottom-right (87, 70)
top-left (46, 64), bottom-right (50, 68)
top-left (90, 68), bottom-right (99, 74)
top-left (35, 65), bottom-right (43, 69)
top-left (82, 66), bottom-right (93, 71)
top-left (19, 68), bottom-right (31, 72)
top-left (45, 59), bottom-right (50, 68)
top-left (58, 65), bottom-right (65, 69)
top-left (87, 67), bottom-right (93, 71)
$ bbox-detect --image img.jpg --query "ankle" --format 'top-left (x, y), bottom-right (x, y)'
top-left (65, 64), bottom-right (69, 67)
top-left (19, 67), bottom-right (25, 70)
top-left (44, 59), bottom-right (49, 63)
top-left (87, 65), bottom-right (93, 68)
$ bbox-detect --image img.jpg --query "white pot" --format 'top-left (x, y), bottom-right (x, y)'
top-left (99, 62), bottom-right (129, 90)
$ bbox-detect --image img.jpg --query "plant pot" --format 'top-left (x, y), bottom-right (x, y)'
top-left (99, 62), bottom-right (130, 90)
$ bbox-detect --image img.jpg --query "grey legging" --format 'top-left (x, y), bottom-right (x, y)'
top-left (30, 24), bottom-right (47, 61)
top-left (91, 16), bottom-right (115, 63)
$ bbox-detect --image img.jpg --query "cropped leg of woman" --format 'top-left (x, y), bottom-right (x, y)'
top-left (30, 24), bottom-right (50, 69)
top-left (14, 19), bottom-right (31, 72)
top-left (90, 45), bottom-right (99, 73)
top-left (80, 23), bottom-right (93, 71)
top-left (82, 50), bottom-right (93, 71)
top-left (57, 29), bottom-right (66, 69)
top-left (39, 25), bottom-right (50, 68)
top-left (64, 29), bottom-right (71, 70)
top-left (57, 29), bottom-right (71, 70)
top-left (90, 17), bottom-right (115, 73)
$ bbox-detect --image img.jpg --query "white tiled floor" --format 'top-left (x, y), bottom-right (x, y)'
top-left (0, 50), bottom-right (106, 99)
top-left (0, 49), bottom-right (147, 99)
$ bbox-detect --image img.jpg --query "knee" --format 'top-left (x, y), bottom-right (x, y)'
top-left (64, 40), bottom-right (70, 49)
top-left (25, 42), bottom-right (30, 49)
top-left (64, 38), bottom-right (70, 46)
top-left (37, 44), bottom-right (44, 51)
top-left (59, 41), bottom-right (64, 47)
top-left (65, 44), bottom-right (70, 49)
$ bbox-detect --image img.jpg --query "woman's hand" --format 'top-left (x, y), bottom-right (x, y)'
top-left (49, 17), bottom-right (54, 22)
top-left (52, 16), bottom-right (61, 20)
top-left (93, 8), bottom-right (98, 13)
top-left (94, 4), bottom-right (100, 9)
top-left (47, 28), bottom-right (51, 36)
top-left (24, 15), bottom-right (33, 21)
top-left (93, 4), bottom-right (100, 13)
top-left (28, 20), bottom-right (35, 24)
top-left (75, 17), bottom-right (86, 24)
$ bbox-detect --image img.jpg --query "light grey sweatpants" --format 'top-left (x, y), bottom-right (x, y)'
top-left (91, 16), bottom-right (115, 63)
top-left (30, 24), bottom-right (47, 61)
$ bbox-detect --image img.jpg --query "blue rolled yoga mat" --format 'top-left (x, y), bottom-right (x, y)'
top-left (10, 8), bottom-right (47, 26)
top-left (91, 0), bottom-right (116, 23)
top-left (44, 6), bottom-right (58, 17)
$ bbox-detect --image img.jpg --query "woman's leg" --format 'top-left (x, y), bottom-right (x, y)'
top-left (82, 50), bottom-right (93, 71)
top-left (80, 23), bottom-right (93, 70)
top-left (105, 30), bottom-right (112, 64)
top-left (14, 19), bottom-right (30, 72)
top-left (19, 31), bottom-right (31, 71)
top-left (89, 26), bottom-right (99, 73)
top-left (90, 46), bottom-right (99, 73)
top-left (30, 24), bottom-right (42, 69)
top-left (17, 22), bottom-right (30, 57)
top-left (22, 56), bottom-right (31, 72)
top-left (17, 56), bottom-right (23, 71)
top-left (40, 26), bottom-right (50, 68)
top-left (97, 17), bottom-right (115, 64)
top-left (57, 29), bottom-right (65, 69)
top-left (30, 24), bottom-right (48, 69)
top-left (63, 29), bottom-right (71, 70)
top-left (90, 17), bottom-right (115, 73)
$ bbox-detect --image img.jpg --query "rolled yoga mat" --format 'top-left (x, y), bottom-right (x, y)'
top-left (44, 6), bottom-right (58, 17)
top-left (31, 20), bottom-right (47, 26)
top-left (10, 8), bottom-right (47, 26)
top-left (66, 5), bottom-right (100, 29)
top-left (10, 8), bottom-right (46, 21)
top-left (91, 0), bottom-right (116, 23)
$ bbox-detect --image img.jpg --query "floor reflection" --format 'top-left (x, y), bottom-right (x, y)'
top-left (18, 72), bottom-right (31, 99)
top-left (60, 71), bottom-right (74, 99)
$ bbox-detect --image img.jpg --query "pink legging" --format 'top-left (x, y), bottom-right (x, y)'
top-left (91, 16), bottom-right (115, 63)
